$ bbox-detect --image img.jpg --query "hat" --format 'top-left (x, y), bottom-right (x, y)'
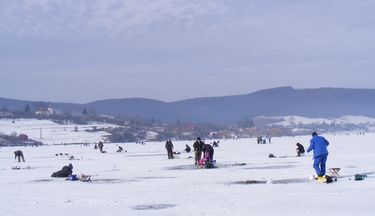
top-left (68, 163), bottom-right (73, 169)
top-left (312, 132), bottom-right (318, 137)
top-left (197, 137), bottom-right (201, 140)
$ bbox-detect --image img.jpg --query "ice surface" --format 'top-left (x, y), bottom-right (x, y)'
top-left (1, 124), bottom-right (375, 215)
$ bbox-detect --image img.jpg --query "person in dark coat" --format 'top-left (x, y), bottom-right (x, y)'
top-left (307, 132), bottom-right (330, 182)
top-left (117, 146), bottom-right (123, 153)
top-left (98, 141), bottom-right (104, 152)
top-left (51, 163), bottom-right (73, 178)
top-left (193, 137), bottom-right (204, 165)
top-left (296, 143), bottom-right (305, 157)
top-left (185, 144), bottom-right (191, 153)
top-left (213, 141), bottom-right (219, 147)
top-left (165, 139), bottom-right (174, 159)
top-left (202, 144), bottom-right (214, 162)
top-left (14, 150), bottom-right (25, 162)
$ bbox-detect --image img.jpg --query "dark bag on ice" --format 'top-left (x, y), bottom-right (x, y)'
top-left (354, 174), bottom-right (367, 181)
top-left (205, 161), bottom-right (215, 169)
top-left (325, 175), bottom-right (334, 183)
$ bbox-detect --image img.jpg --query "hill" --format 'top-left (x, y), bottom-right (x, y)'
top-left (2, 87), bottom-right (375, 124)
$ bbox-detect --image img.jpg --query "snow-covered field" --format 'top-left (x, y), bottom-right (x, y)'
top-left (257, 115), bottom-right (375, 128)
top-left (1, 132), bottom-right (375, 216)
top-left (0, 119), bottom-right (114, 144)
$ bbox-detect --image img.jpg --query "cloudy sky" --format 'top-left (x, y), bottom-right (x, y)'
top-left (1, 0), bottom-right (375, 103)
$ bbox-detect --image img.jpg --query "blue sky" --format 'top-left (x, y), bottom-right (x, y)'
top-left (1, 0), bottom-right (374, 103)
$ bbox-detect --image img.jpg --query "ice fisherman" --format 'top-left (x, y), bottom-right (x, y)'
top-left (307, 132), bottom-right (329, 182)
top-left (296, 143), bottom-right (305, 157)
top-left (213, 141), bottom-right (219, 147)
top-left (51, 163), bottom-right (73, 178)
top-left (117, 146), bottom-right (124, 153)
top-left (193, 137), bottom-right (204, 165)
top-left (98, 141), bottom-right (104, 152)
top-left (165, 139), bottom-right (174, 159)
top-left (14, 150), bottom-right (25, 162)
top-left (202, 144), bottom-right (214, 163)
top-left (185, 144), bottom-right (191, 153)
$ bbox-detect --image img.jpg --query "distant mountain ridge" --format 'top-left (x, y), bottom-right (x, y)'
top-left (2, 87), bottom-right (375, 124)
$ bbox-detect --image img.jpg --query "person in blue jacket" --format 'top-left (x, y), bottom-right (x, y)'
top-left (307, 132), bottom-right (329, 182)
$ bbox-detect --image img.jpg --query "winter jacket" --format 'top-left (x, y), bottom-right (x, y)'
top-left (296, 143), bottom-right (305, 153)
top-left (51, 165), bottom-right (73, 178)
top-left (185, 145), bottom-right (191, 153)
top-left (202, 144), bottom-right (214, 162)
top-left (307, 135), bottom-right (329, 158)
top-left (193, 140), bottom-right (204, 152)
top-left (202, 144), bottom-right (214, 155)
top-left (165, 141), bottom-right (173, 151)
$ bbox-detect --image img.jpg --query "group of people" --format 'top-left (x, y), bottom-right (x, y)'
top-left (12, 132), bottom-right (330, 183)
top-left (93, 141), bottom-right (125, 153)
top-left (165, 137), bottom-right (215, 168)
top-left (164, 132), bottom-right (330, 182)
top-left (257, 136), bottom-right (271, 144)
top-left (167, 137), bottom-right (215, 167)
top-left (193, 137), bottom-right (214, 166)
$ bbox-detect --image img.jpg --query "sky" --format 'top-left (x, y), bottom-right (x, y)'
top-left (1, 0), bottom-right (375, 103)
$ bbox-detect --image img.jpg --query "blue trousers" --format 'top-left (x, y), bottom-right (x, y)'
top-left (313, 154), bottom-right (328, 176)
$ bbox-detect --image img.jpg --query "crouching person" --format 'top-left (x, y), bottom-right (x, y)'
top-left (51, 163), bottom-right (73, 178)
top-left (200, 144), bottom-right (215, 168)
top-left (117, 146), bottom-right (123, 153)
top-left (202, 144), bottom-right (214, 163)
top-left (14, 150), bottom-right (25, 162)
top-left (185, 144), bottom-right (191, 153)
top-left (296, 143), bottom-right (305, 157)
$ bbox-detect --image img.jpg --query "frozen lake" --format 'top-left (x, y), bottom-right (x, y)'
top-left (1, 133), bottom-right (374, 216)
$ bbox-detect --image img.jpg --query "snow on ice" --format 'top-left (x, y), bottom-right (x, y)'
top-left (0, 120), bottom-right (375, 215)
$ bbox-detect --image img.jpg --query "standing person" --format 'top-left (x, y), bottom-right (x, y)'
top-left (193, 137), bottom-right (204, 165)
top-left (296, 143), bottom-right (305, 157)
top-left (98, 141), bottom-right (104, 153)
top-left (165, 139), bottom-right (174, 159)
top-left (307, 132), bottom-right (330, 183)
top-left (14, 150), bottom-right (25, 162)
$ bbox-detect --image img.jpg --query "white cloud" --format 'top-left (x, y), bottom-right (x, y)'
top-left (0, 0), bottom-right (229, 37)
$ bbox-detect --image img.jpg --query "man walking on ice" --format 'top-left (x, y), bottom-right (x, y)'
top-left (307, 132), bottom-right (329, 183)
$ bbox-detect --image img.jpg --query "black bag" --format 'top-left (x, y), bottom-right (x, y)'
top-left (325, 175), bottom-right (335, 183)
top-left (205, 161), bottom-right (215, 169)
